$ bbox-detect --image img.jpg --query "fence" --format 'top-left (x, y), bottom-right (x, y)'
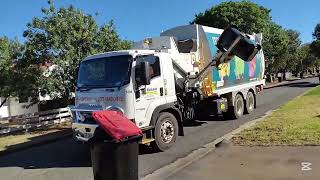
top-left (0, 107), bottom-right (72, 135)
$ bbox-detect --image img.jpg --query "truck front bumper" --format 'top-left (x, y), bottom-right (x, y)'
top-left (72, 123), bottom-right (98, 142)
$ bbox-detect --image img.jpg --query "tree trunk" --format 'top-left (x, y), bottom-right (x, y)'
top-left (0, 98), bottom-right (7, 108)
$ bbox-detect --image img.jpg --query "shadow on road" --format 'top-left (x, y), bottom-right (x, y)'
top-left (0, 138), bottom-right (92, 169)
top-left (271, 81), bottom-right (318, 88)
top-left (182, 114), bottom-right (235, 128)
top-left (197, 114), bottom-right (235, 122)
top-left (183, 120), bottom-right (207, 127)
top-left (0, 137), bottom-right (171, 169)
top-left (139, 144), bottom-right (160, 154)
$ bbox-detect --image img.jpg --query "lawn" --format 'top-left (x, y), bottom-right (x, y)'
top-left (0, 121), bottom-right (71, 152)
top-left (233, 86), bottom-right (320, 146)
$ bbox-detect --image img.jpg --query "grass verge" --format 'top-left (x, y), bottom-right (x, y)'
top-left (233, 86), bottom-right (320, 146)
top-left (0, 121), bottom-right (71, 151)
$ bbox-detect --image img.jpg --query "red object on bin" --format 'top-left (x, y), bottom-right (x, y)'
top-left (92, 110), bottom-right (142, 142)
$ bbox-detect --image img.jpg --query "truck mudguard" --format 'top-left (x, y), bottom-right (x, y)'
top-left (149, 102), bottom-right (184, 136)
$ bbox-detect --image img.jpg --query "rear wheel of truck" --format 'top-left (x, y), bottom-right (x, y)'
top-left (245, 91), bottom-right (255, 114)
top-left (152, 112), bottom-right (178, 151)
top-left (233, 94), bottom-right (244, 119)
top-left (224, 93), bottom-right (244, 119)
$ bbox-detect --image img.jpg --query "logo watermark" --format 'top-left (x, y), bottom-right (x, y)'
top-left (301, 162), bottom-right (312, 171)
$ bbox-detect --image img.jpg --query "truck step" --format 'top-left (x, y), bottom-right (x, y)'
top-left (140, 138), bottom-right (155, 145)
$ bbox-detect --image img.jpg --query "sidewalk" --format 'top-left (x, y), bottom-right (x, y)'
top-left (168, 143), bottom-right (320, 180)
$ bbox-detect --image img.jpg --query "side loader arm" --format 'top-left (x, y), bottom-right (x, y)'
top-left (180, 26), bottom-right (261, 90)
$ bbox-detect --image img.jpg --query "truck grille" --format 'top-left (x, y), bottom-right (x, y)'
top-left (78, 112), bottom-right (97, 124)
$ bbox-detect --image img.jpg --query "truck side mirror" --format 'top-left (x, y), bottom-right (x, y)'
top-left (140, 61), bottom-right (151, 85)
top-left (217, 25), bottom-right (261, 62)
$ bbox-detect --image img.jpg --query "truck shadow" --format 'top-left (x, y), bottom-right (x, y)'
top-left (183, 120), bottom-right (207, 127)
top-left (182, 114), bottom-right (234, 128)
top-left (196, 114), bottom-right (234, 122)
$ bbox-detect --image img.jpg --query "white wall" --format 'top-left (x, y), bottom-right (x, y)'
top-left (0, 98), bottom-right (9, 118)
top-left (8, 98), bottom-right (39, 116)
top-left (0, 105), bottom-right (9, 118)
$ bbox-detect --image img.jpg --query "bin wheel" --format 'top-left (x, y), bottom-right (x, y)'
top-left (152, 112), bottom-right (178, 151)
top-left (245, 91), bottom-right (255, 114)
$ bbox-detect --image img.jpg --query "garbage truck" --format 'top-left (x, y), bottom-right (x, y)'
top-left (71, 24), bottom-right (265, 151)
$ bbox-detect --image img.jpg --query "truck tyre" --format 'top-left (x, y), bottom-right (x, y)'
top-left (245, 91), bottom-right (255, 114)
top-left (224, 94), bottom-right (244, 119)
top-left (152, 112), bottom-right (178, 151)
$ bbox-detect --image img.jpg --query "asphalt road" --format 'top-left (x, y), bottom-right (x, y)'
top-left (0, 77), bottom-right (318, 180)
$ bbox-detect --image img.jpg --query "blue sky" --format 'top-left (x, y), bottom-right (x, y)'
top-left (0, 0), bottom-right (319, 43)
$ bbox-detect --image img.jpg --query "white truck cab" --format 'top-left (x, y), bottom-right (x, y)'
top-left (72, 48), bottom-right (184, 151)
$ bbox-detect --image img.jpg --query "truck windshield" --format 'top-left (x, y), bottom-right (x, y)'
top-left (77, 55), bottom-right (132, 88)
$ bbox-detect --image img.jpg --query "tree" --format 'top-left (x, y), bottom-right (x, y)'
top-left (0, 37), bottom-right (12, 107)
top-left (192, 1), bottom-right (271, 34)
top-left (299, 44), bottom-right (319, 72)
top-left (310, 40), bottom-right (320, 58)
top-left (95, 21), bottom-right (132, 53)
top-left (310, 23), bottom-right (320, 67)
top-left (23, 1), bottom-right (131, 106)
top-left (313, 23), bottom-right (320, 40)
top-left (263, 23), bottom-right (289, 73)
top-left (283, 30), bottom-right (301, 73)
top-left (0, 37), bottom-right (40, 108)
top-left (191, 1), bottom-right (291, 74)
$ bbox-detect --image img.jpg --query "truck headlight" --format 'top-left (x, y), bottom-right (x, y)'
top-left (106, 106), bottom-right (124, 114)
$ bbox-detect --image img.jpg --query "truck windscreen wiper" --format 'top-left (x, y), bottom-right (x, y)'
top-left (76, 86), bottom-right (95, 92)
top-left (76, 86), bottom-right (114, 92)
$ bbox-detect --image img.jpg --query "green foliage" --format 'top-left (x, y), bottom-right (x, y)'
top-left (283, 30), bottom-right (302, 72)
top-left (313, 23), bottom-right (320, 40)
top-left (192, 1), bottom-right (271, 33)
top-left (191, 1), bottom-right (319, 74)
top-left (0, 37), bottom-right (13, 99)
top-left (22, 1), bottom-right (131, 104)
top-left (96, 21), bottom-right (132, 53)
top-left (310, 23), bottom-right (320, 66)
top-left (310, 39), bottom-right (320, 58)
top-left (299, 44), bottom-right (320, 72)
top-left (191, 0), bottom-right (294, 73)
top-left (0, 37), bottom-right (41, 106)
top-left (263, 23), bottom-right (289, 73)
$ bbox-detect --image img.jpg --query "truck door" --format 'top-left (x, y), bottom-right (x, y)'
top-left (134, 55), bottom-right (166, 127)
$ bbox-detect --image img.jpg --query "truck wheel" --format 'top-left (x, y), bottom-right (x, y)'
top-left (245, 91), bottom-right (255, 114)
top-left (152, 112), bottom-right (178, 151)
top-left (225, 94), bottom-right (244, 119)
